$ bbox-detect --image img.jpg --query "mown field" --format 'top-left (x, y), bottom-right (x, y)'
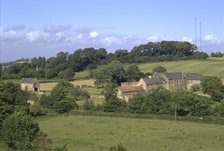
top-left (38, 115), bottom-right (224, 151)
top-left (138, 59), bottom-right (224, 79)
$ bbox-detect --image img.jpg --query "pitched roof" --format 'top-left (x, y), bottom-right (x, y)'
top-left (21, 78), bottom-right (37, 84)
top-left (184, 73), bottom-right (203, 80)
top-left (163, 72), bottom-right (183, 80)
top-left (119, 85), bottom-right (145, 93)
top-left (142, 77), bottom-right (164, 85)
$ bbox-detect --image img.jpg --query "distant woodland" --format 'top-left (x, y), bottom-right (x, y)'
top-left (0, 41), bottom-right (208, 79)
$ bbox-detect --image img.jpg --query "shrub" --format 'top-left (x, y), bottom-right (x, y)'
top-left (54, 98), bottom-right (77, 114)
top-left (29, 104), bottom-right (46, 117)
top-left (191, 84), bottom-right (201, 92)
top-left (83, 100), bottom-right (95, 111)
top-left (109, 143), bottom-right (128, 151)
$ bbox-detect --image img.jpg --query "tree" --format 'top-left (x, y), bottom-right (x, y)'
top-left (129, 94), bottom-right (148, 114)
top-left (63, 68), bottom-right (74, 80)
top-left (93, 61), bottom-right (127, 86)
top-left (102, 83), bottom-right (127, 112)
top-left (152, 66), bottom-right (167, 74)
top-left (102, 83), bottom-right (118, 101)
top-left (51, 80), bottom-right (75, 102)
top-left (172, 90), bottom-right (212, 116)
top-left (50, 80), bottom-right (77, 113)
top-left (0, 64), bottom-right (2, 77)
top-left (145, 87), bottom-right (172, 114)
top-left (54, 98), bottom-right (76, 114)
top-left (126, 64), bottom-right (144, 81)
top-left (201, 77), bottom-right (224, 101)
top-left (39, 94), bottom-right (53, 108)
top-left (1, 111), bottom-right (40, 150)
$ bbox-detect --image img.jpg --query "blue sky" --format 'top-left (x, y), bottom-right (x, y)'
top-left (1, 0), bottom-right (224, 62)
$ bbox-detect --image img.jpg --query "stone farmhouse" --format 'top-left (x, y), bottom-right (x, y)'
top-left (117, 85), bottom-right (145, 102)
top-left (20, 78), bottom-right (40, 92)
top-left (117, 72), bottom-right (203, 101)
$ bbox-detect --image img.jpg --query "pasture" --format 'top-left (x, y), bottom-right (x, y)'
top-left (138, 59), bottom-right (224, 79)
top-left (38, 115), bottom-right (224, 151)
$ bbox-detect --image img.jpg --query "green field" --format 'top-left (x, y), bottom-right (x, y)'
top-left (38, 115), bottom-right (224, 151)
top-left (138, 59), bottom-right (224, 79)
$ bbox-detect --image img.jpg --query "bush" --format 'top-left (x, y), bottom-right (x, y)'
top-left (103, 99), bottom-right (127, 112)
top-left (214, 102), bottom-right (224, 116)
top-left (191, 84), bottom-right (201, 92)
top-left (1, 111), bottom-right (40, 150)
top-left (83, 100), bottom-right (95, 111)
top-left (29, 104), bottom-right (46, 117)
top-left (54, 99), bottom-right (77, 114)
top-left (152, 66), bottom-right (167, 73)
top-left (109, 143), bottom-right (128, 151)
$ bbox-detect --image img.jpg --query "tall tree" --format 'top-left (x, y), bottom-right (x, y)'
top-left (1, 111), bottom-right (40, 150)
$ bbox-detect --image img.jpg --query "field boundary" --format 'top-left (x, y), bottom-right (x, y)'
top-left (39, 110), bottom-right (224, 125)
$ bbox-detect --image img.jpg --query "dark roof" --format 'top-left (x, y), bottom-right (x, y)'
top-left (163, 72), bottom-right (183, 80)
top-left (184, 73), bottom-right (203, 80)
top-left (119, 85), bottom-right (145, 93)
top-left (142, 77), bottom-right (164, 85)
top-left (21, 78), bottom-right (37, 84)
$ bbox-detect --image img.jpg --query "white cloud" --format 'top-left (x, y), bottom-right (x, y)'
top-left (26, 31), bottom-right (42, 41)
top-left (204, 34), bottom-right (217, 41)
top-left (77, 34), bottom-right (83, 39)
top-left (104, 36), bottom-right (119, 45)
top-left (0, 26), bottom-right (3, 32)
top-left (147, 34), bottom-right (167, 42)
top-left (182, 36), bottom-right (193, 43)
top-left (89, 31), bottom-right (99, 38)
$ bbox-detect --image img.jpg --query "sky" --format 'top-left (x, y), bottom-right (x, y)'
top-left (1, 0), bottom-right (224, 62)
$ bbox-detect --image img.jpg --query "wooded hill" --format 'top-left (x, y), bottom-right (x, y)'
top-left (0, 41), bottom-right (208, 79)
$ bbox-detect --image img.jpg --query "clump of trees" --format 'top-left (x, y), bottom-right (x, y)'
top-left (152, 66), bottom-right (167, 74)
top-left (1, 41), bottom-right (208, 80)
top-left (211, 52), bottom-right (223, 57)
top-left (91, 61), bottom-right (144, 87)
top-left (201, 77), bottom-right (224, 102)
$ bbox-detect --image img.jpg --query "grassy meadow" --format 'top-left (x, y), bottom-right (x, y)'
top-left (38, 115), bottom-right (224, 151)
top-left (138, 59), bottom-right (224, 79)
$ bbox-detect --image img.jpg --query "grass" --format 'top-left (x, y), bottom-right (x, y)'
top-left (38, 115), bottom-right (224, 151)
top-left (82, 87), bottom-right (103, 95)
top-left (75, 70), bottom-right (91, 79)
top-left (138, 59), bottom-right (224, 79)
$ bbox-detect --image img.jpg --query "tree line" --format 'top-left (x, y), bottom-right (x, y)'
top-left (0, 41), bottom-right (208, 79)
top-left (211, 52), bottom-right (224, 57)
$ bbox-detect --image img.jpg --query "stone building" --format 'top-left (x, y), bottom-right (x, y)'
top-left (184, 73), bottom-right (203, 89)
top-left (137, 77), bottom-right (165, 91)
top-left (117, 85), bottom-right (145, 102)
top-left (20, 78), bottom-right (39, 92)
top-left (118, 72), bottom-right (203, 101)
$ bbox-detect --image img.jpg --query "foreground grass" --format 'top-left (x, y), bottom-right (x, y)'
top-left (38, 115), bottom-right (224, 151)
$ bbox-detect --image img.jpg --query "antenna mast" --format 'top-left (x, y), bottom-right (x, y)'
top-left (195, 18), bottom-right (198, 47)
top-left (200, 22), bottom-right (202, 51)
